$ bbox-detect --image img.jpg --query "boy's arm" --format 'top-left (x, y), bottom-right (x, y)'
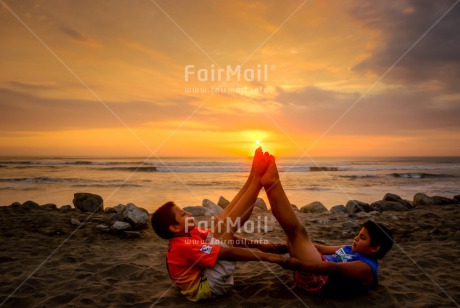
top-left (281, 258), bottom-right (374, 286)
top-left (218, 246), bottom-right (285, 263)
top-left (231, 235), bottom-right (260, 248)
top-left (314, 244), bottom-right (344, 255)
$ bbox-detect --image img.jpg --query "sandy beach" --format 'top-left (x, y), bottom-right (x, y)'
top-left (1, 196), bottom-right (459, 307)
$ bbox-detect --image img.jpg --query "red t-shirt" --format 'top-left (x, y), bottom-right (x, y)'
top-left (166, 227), bottom-right (221, 301)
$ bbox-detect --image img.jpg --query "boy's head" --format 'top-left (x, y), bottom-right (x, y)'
top-left (352, 220), bottom-right (393, 259)
top-left (151, 201), bottom-right (195, 239)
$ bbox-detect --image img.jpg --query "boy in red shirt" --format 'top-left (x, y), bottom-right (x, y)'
top-left (151, 148), bottom-right (287, 301)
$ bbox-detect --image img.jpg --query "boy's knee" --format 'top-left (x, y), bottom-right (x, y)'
top-left (287, 225), bottom-right (310, 241)
top-left (299, 227), bottom-right (311, 240)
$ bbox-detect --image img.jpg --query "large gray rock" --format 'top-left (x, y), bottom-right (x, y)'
top-left (109, 213), bottom-right (125, 225)
top-left (105, 204), bottom-right (126, 214)
top-left (453, 195), bottom-right (460, 204)
top-left (330, 205), bottom-right (346, 214)
top-left (123, 203), bottom-right (149, 228)
top-left (60, 205), bottom-right (72, 210)
top-left (104, 207), bottom-right (117, 214)
top-left (383, 193), bottom-right (412, 208)
top-left (371, 200), bottom-right (409, 212)
top-left (254, 198), bottom-right (268, 211)
top-left (203, 199), bottom-right (223, 215)
top-left (112, 204), bottom-right (126, 214)
top-left (95, 224), bottom-right (110, 232)
top-left (346, 200), bottom-right (371, 213)
top-left (183, 206), bottom-right (213, 216)
top-left (430, 196), bottom-right (455, 205)
top-left (217, 196), bottom-right (230, 209)
top-left (413, 193), bottom-right (432, 207)
top-left (111, 221), bottom-right (131, 232)
top-left (41, 203), bottom-right (57, 210)
top-left (357, 212), bottom-right (370, 218)
top-left (73, 193), bottom-right (103, 213)
top-left (300, 201), bottom-right (328, 213)
top-left (70, 218), bottom-right (81, 226)
top-left (22, 200), bottom-right (39, 209)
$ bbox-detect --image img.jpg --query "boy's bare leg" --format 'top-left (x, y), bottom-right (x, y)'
top-left (217, 147), bottom-right (262, 220)
top-left (261, 155), bottom-right (322, 262)
top-left (217, 174), bottom-right (253, 219)
top-left (212, 149), bottom-right (269, 244)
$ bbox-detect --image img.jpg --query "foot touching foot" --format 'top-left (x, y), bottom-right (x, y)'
top-left (261, 155), bottom-right (280, 189)
top-left (251, 147), bottom-right (270, 177)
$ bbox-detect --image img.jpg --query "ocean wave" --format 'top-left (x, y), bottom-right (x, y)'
top-left (71, 183), bottom-right (143, 188)
top-left (0, 177), bottom-right (103, 184)
top-left (155, 167), bottom-right (247, 173)
top-left (99, 167), bottom-right (158, 172)
top-left (0, 160), bottom-right (93, 165)
top-left (12, 165), bottom-right (62, 169)
top-left (0, 160), bottom-right (143, 166)
top-left (391, 173), bottom-right (455, 179)
top-left (309, 167), bottom-right (339, 172)
top-left (303, 187), bottom-right (332, 191)
top-left (152, 166), bottom-right (338, 173)
top-left (341, 165), bottom-right (460, 172)
top-left (0, 186), bottom-right (39, 191)
top-left (0, 160), bottom-right (248, 167)
top-left (0, 177), bottom-right (148, 188)
top-left (143, 161), bottom-right (244, 167)
top-left (339, 175), bottom-right (378, 179)
top-left (0, 186), bottom-right (16, 190)
top-left (1, 158), bottom-right (459, 174)
top-left (83, 161), bottom-right (134, 165)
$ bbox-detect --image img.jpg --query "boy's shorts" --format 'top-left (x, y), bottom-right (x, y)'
top-left (204, 234), bottom-right (236, 297)
top-left (294, 255), bottom-right (329, 295)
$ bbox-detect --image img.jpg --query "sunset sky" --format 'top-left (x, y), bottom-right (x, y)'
top-left (1, 0), bottom-right (459, 157)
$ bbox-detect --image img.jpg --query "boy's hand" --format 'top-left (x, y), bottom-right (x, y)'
top-left (266, 254), bottom-right (287, 264)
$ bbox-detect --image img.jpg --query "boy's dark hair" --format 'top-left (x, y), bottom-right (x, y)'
top-left (363, 220), bottom-right (393, 259)
top-left (151, 201), bottom-right (178, 239)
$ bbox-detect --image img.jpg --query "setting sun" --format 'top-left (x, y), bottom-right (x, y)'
top-left (1, 1), bottom-right (459, 157)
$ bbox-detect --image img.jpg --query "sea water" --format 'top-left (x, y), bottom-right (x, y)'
top-left (1, 156), bottom-right (459, 212)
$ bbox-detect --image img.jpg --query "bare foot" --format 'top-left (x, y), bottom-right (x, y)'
top-left (250, 147), bottom-right (262, 174)
top-left (261, 155), bottom-right (280, 189)
top-left (251, 147), bottom-right (269, 177)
